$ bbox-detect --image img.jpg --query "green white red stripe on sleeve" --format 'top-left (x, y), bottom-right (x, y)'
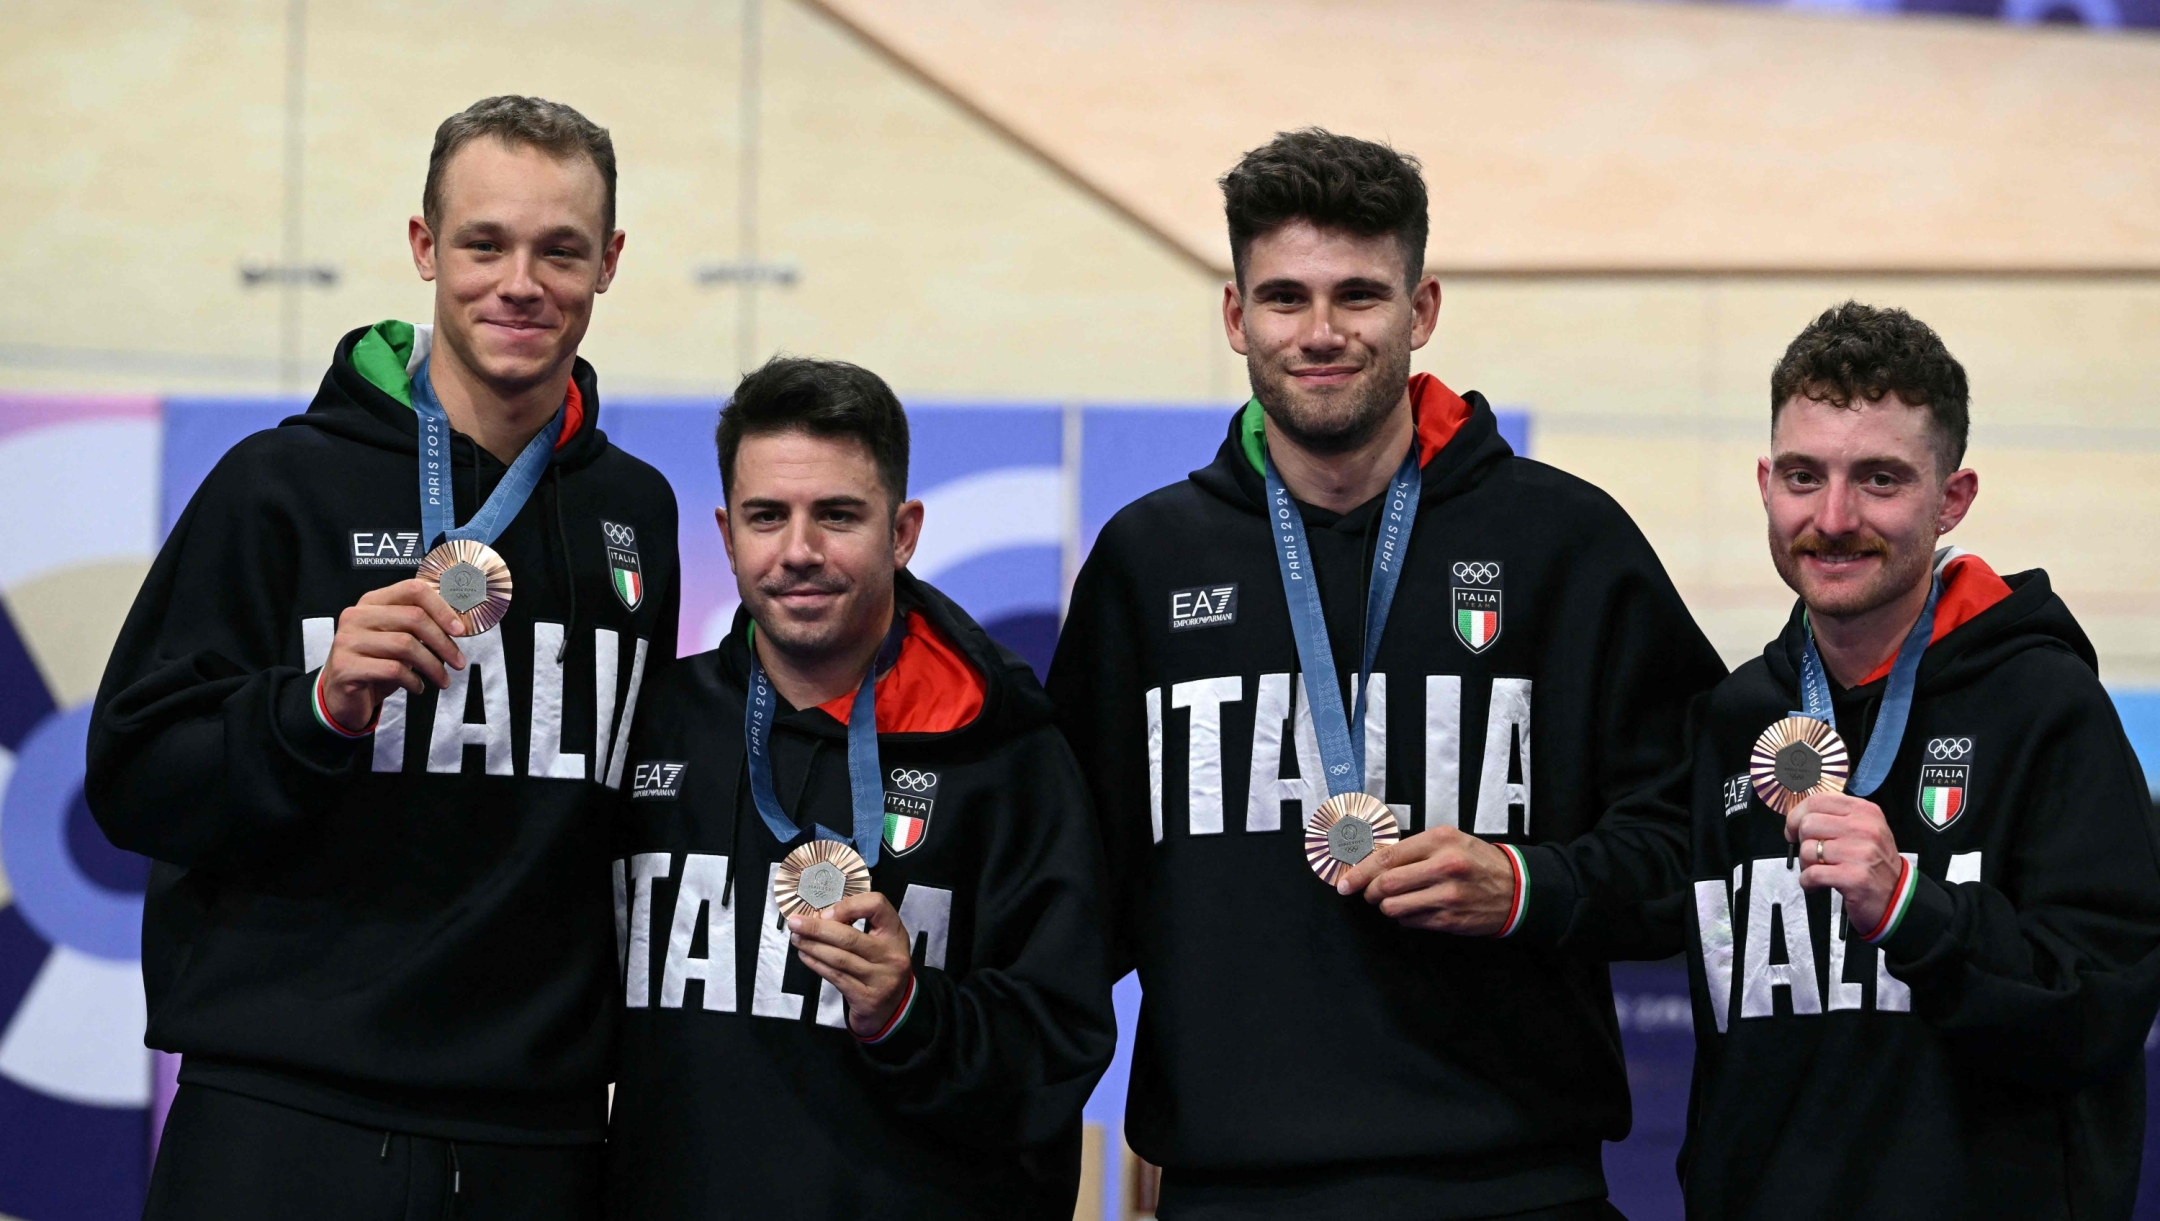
top-left (856, 971), bottom-right (917, 1044)
top-left (1495, 843), bottom-right (1529, 938)
top-left (311, 668), bottom-right (377, 739)
top-left (1861, 857), bottom-right (1918, 945)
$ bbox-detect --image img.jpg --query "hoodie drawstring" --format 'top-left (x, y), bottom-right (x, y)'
top-left (550, 464), bottom-right (576, 663)
top-left (721, 746), bottom-right (746, 909)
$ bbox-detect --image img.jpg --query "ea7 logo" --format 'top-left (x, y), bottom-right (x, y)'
top-left (1916, 737), bottom-right (1973, 830)
top-left (350, 530), bottom-right (423, 569)
top-left (1722, 773), bottom-right (1750, 818)
top-left (1170, 584), bottom-right (1238, 631)
top-left (631, 761), bottom-right (686, 799)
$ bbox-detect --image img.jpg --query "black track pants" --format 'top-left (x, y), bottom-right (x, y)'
top-left (144, 1084), bottom-right (602, 1221)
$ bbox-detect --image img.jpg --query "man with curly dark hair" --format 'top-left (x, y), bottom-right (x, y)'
top-left (1667, 301), bottom-right (2160, 1218)
top-left (1049, 127), bottom-right (1726, 1220)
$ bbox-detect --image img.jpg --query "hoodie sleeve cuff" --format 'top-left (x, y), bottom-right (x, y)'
top-left (1877, 867), bottom-right (1955, 968)
top-left (1496, 843), bottom-right (1579, 944)
top-left (280, 670), bottom-right (365, 772)
top-left (858, 968), bottom-right (941, 1072)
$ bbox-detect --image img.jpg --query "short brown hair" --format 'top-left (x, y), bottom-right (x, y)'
top-left (717, 358), bottom-right (911, 511)
top-left (1220, 128), bottom-right (1429, 290)
top-left (423, 95), bottom-right (618, 237)
top-left (1771, 301), bottom-right (1970, 475)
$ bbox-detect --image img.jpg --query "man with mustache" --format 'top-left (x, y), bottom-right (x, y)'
top-left (606, 357), bottom-right (1115, 1219)
top-left (89, 96), bottom-right (676, 1219)
top-left (1669, 302), bottom-right (2160, 1218)
top-left (1048, 128), bottom-right (1725, 1219)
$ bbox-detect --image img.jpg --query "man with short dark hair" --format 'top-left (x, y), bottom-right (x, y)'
top-left (89, 95), bottom-right (675, 1220)
top-left (1048, 127), bottom-right (1725, 1219)
top-left (605, 357), bottom-right (1115, 1219)
top-left (1671, 302), bottom-right (2160, 1218)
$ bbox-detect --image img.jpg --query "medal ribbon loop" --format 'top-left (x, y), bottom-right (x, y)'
top-left (411, 356), bottom-right (565, 550)
top-left (743, 633), bottom-right (887, 869)
top-left (1795, 563), bottom-right (1944, 798)
top-left (1262, 429), bottom-right (1422, 800)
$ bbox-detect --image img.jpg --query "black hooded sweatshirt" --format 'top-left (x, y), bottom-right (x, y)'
top-left (87, 321), bottom-right (680, 1143)
top-left (1668, 557), bottom-right (2160, 1220)
top-left (607, 571), bottom-right (1117, 1220)
top-left (1046, 377), bottom-right (1728, 1220)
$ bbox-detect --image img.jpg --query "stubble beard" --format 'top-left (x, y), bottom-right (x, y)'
top-left (1247, 333), bottom-right (1414, 458)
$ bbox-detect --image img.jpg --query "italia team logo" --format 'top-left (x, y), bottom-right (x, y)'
top-left (1916, 737), bottom-right (1972, 830)
top-left (601, 520), bottom-right (643, 610)
top-left (1451, 561), bottom-right (1503, 653)
top-left (883, 768), bottom-right (938, 856)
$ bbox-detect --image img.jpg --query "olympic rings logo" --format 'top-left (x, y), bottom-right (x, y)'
top-left (1452, 561), bottom-right (1501, 585)
top-left (602, 522), bottom-right (637, 547)
top-left (889, 769), bottom-right (938, 792)
top-left (1927, 738), bottom-right (1972, 759)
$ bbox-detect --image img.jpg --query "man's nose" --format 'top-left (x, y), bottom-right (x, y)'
top-left (499, 251), bottom-right (542, 301)
top-left (778, 518), bottom-right (824, 567)
top-left (1299, 303), bottom-right (1347, 355)
top-left (1815, 477), bottom-right (1863, 537)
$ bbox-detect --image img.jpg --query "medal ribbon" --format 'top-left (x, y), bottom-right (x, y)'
top-left (1795, 568), bottom-right (1943, 798)
top-left (743, 635), bottom-right (887, 869)
top-left (411, 356), bottom-right (564, 549)
top-left (1262, 434), bottom-right (1422, 799)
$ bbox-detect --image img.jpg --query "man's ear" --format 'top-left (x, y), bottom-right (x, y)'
top-left (596, 228), bottom-right (626, 293)
top-left (1409, 274), bottom-right (1441, 350)
top-left (1937, 468), bottom-right (1979, 536)
top-left (891, 498), bottom-right (925, 570)
top-left (1222, 281), bottom-right (1251, 356)
top-left (715, 505), bottom-right (737, 574)
top-left (410, 216), bottom-right (438, 282)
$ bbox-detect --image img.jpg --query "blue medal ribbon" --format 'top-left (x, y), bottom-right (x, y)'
top-left (1262, 433), bottom-right (1422, 798)
top-left (411, 356), bottom-right (564, 550)
top-left (1795, 568), bottom-right (1943, 798)
top-left (743, 633), bottom-right (887, 868)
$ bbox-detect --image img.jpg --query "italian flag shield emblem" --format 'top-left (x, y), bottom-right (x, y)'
top-left (883, 775), bottom-right (936, 857)
top-left (1452, 586), bottom-right (1501, 653)
top-left (884, 810), bottom-right (927, 854)
top-left (601, 520), bottom-right (643, 611)
top-left (1916, 762), bottom-right (1968, 830)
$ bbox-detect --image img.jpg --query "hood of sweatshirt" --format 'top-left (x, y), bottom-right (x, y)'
top-left (1189, 372), bottom-right (1514, 517)
top-left (715, 567), bottom-right (1052, 746)
top-left (293, 320), bottom-right (611, 474)
top-left (1762, 550), bottom-right (2095, 702)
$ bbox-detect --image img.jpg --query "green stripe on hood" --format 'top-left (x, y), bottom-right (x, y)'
top-left (351, 319), bottom-right (417, 408)
top-left (1239, 396), bottom-right (1267, 474)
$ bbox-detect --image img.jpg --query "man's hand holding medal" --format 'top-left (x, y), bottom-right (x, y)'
top-left (318, 578), bottom-right (469, 734)
top-left (1333, 826), bottom-right (1517, 936)
top-left (1784, 793), bottom-right (1906, 937)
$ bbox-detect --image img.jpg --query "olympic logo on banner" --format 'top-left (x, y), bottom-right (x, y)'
top-left (1452, 561), bottom-right (1500, 585)
top-left (889, 769), bottom-right (938, 792)
top-left (1927, 738), bottom-right (1973, 760)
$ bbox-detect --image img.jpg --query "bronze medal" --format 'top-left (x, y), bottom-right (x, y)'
top-left (1749, 716), bottom-right (1850, 815)
top-left (775, 839), bottom-right (872, 917)
top-left (1304, 791), bottom-right (1401, 886)
top-left (417, 539), bottom-right (513, 636)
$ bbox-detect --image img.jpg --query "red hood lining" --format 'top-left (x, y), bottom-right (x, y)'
top-left (554, 378), bottom-right (584, 450)
top-left (1855, 552), bottom-right (2013, 686)
top-left (815, 610), bottom-right (986, 734)
top-left (1408, 371), bottom-right (1470, 467)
